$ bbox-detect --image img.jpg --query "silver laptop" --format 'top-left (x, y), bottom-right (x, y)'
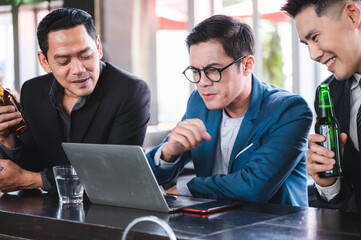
top-left (61, 143), bottom-right (211, 212)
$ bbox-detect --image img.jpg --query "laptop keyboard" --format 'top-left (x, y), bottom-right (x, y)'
top-left (163, 194), bottom-right (187, 209)
top-left (164, 194), bottom-right (177, 201)
top-left (164, 194), bottom-right (209, 210)
top-left (167, 199), bottom-right (188, 209)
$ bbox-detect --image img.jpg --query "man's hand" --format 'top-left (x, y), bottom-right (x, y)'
top-left (0, 105), bottom-right (23, 149)
top-left (306, 133), bottom-right (347, 187)
top-left (0, 159), bottom-right (42, 193)
top-left (161, 119), bottom-right (211, 162)
top-left (165, 185), bottom-right (179, 195)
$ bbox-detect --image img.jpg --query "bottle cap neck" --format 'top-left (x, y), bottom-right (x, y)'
top-left (318, 84), bottom-right (335, 117)
top-left (318, 106), bottom-right (335, 118)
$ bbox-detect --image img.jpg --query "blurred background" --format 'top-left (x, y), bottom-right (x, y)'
top-left (0, 0), bottom-right (331, 130)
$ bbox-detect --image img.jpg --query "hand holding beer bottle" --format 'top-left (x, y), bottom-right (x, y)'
top-left (0, 83), bottom-right (28, 148)
top-left (314, 84), bottom-right (343, 178)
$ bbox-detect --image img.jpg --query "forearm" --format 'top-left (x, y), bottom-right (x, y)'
top-left (146, 145), bottom-right (191, 185)
top-left (161, 142), bottom-right (180, 162)
top-left (0, 135), bottom-right (15, 150)
top-left (154, 144), bottom-right (182, 169)
top-left (22, 170), bottom-right (43, 189)
top-left (0, 137), bottom-right (21, 164)
top-left (0, 159), bottom-right (43, 193)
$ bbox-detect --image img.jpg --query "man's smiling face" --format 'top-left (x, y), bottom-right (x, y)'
top-left (295, 4), bottom-right (361, 80)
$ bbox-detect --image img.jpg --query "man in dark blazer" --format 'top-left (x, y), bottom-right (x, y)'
top-left (282, 0), bottom-right (361, 212)
top-left (0, 8), bottom-right (150, 193)
top-left (147, 15), bottom-right (312, 206)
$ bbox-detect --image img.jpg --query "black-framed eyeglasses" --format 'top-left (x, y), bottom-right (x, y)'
top-left (182, 55), bottom-right (246, 83)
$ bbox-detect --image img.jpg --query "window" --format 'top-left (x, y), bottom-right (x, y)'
top-left (0, 6), bottom-right (14, 88)
top-left (156, 0), bottom-right (190, 124)
top-left (0, 1), bottom-right (62, 92)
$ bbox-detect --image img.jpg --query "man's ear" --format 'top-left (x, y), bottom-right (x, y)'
top-left (37, 51), bottom-right (51, 73)
top-left (242, 55), bottom-right (255, 76)
top-left (96, 35), bottom-right (103, 59)
top-left (345, 2), bottom-right (361, 29)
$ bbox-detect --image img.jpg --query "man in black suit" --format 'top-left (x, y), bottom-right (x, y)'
top-left (282, 0), bottom-right (361, 212)
top-left (0, 8), bottom-right (150, 193)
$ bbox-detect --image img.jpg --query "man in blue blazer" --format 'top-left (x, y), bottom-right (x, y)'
top-left (147, 15), bottom-right (312, 206)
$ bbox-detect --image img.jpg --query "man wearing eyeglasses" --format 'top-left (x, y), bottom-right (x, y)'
top-left (147, 15), bottom-right (313, 206)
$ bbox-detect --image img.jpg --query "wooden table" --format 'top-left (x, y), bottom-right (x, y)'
top-left (0, 190), bottom-right (361, 239)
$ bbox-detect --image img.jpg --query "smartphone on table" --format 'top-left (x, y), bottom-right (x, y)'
top-left (182, 200), bottom-right (242, 214)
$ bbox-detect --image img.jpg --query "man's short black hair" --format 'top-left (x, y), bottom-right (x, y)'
top-left (37, 8), bottom-right (96, 58)
top-left (281, 0), bottom-right (356, 18)
top-left (186, 15), bottom-right (255, 60)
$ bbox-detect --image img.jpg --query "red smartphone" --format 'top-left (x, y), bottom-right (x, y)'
top-left (182, 200), bottom-right (242, 214)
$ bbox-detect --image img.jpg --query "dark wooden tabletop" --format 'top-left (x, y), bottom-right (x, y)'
top-left (0, 190), bottom-right (361, 240)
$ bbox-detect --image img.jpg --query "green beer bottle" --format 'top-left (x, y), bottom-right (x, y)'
top-left (315, 84), bottom-right (343, 178)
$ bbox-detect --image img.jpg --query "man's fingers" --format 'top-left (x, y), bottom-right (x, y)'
top-left (183, 119), bottom-right (208, 134)
top-left (170, 129), bottom-right (205, 150)
top-left (308, 133), bottom-right (326, 142)
top-left (308, 148), bottom-right (335, 165)
top-left (307, 161), bottom-right (333, 175)
top-left (183, 118), bottom-right (206, 128)
top-left (202, 131), bottom-right (212, 141)
top-left (0, 111), bottom-right (21, 122)
top-left (0, 105), bottom-right (15, 114)
top-left (165, 119), bottom-right (210, 158)
top-left (0, 118), bottom-right (22, 131)
top-left (306, 160), bottom-right (337, 187)
top-left (309, 140), bottom-right (334, 158)
top-left (176, 121), bottom-right (204, 145)
top-left (175, 119), bottom-right (210, 146)
top-left (165, 185), bottom-right (179, 195)
top-left (308, 133), bottom-right (332, 157)
top-left (169, 132), bottom-right (193, 150)
top-left (0, 111), bottom-right (22, 133)
top-left (340, 133), bottom-right (347, 145)
top-left (306, 135), bottom-right (341, 187)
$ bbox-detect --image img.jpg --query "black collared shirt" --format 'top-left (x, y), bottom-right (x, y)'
top-left (49, 80), bottom-right (88, 142)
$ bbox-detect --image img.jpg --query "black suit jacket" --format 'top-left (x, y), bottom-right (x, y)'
top-left (314, 75), bottom-right (361, 212)
top-left (15, 61), bottom-right (151, 190)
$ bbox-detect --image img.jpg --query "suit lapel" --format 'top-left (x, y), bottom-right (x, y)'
top-left (228, 74), bottom-right (261, 171)
top-left (329, 76), bottom-right (351, 134)
top-left (340, 78), bottom-right (351, 133)
top-left (192, 109), bottom-right (222, 177)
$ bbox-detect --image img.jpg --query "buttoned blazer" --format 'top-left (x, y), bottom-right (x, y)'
top-left (147, 75), bottom-right (312, 206)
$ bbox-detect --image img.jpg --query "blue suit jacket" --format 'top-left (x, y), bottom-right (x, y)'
top-left (147, 75), bottom-right (312, 206)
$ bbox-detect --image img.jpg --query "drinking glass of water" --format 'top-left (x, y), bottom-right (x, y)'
top-left (53, 165), bottom-right (84, 204)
